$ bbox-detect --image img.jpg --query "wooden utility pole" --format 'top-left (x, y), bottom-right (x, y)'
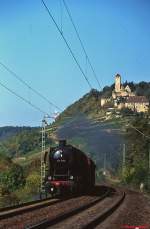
top-left (122, 144), bottom-right (126, 177)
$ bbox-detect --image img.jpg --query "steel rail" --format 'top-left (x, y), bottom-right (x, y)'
top-left (0, 197), bottom-right (63, 220)
top-left (25, 189), bottom-right (110, 229)
top-left (0, 197), bottom-right (53, 213)
top-left (83, 191), bottom-right (126, 229)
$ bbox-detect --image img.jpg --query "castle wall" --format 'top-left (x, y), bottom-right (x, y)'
top-left (125, 102), bottom-right (149, 112)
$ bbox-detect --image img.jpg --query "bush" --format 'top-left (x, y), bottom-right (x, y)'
top-left (25, 172), bottom-right (40, 195)
top-left (0, 164), bottom-right (25, 194)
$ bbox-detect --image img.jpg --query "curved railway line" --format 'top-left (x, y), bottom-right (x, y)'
top-left (27, 189), bottom-right (111, 229)
top-left (0, 186), bottom-right (125, 229)
top-left (32, 188), bottom-right (125, 229)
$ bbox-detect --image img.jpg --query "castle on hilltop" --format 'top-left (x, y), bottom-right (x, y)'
top-left (112, 74), bottom-right (135, 99)
top-left (101, 74), bottom-right (149, 113)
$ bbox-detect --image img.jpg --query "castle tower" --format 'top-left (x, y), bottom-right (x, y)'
top-left (115, 74), bottom-right (121, 93)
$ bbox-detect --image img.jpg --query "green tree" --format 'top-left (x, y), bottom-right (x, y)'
top-left (124, 117), bottom-right (150, 188)
top-left (1, 164), bottom-right (25, 194)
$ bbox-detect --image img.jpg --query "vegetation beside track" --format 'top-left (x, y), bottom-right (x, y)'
top-left (0, 81), bottom-right (150, 207)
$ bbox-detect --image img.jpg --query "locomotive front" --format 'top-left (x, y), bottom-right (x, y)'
top-left (44, 140), bottom-right (95, 196)
top-left (45, 140), bottom-right (76, 195)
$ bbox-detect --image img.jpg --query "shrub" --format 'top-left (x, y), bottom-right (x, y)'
top-left (25, 172), bottom-right (40, 195)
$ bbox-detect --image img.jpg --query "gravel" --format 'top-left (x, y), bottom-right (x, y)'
top-left (96, 189), bottom-right (150, 229)
top-left (50, 190), bottom-right (121, 229)
top-left (0, 195), bottom-right (101, 229)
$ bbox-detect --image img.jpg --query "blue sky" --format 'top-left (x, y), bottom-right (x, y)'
top-left (0, 0), bottom-right (150, 126)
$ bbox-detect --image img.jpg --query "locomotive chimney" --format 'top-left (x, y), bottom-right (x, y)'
top-left (59, 139), bottom-right (66, 147)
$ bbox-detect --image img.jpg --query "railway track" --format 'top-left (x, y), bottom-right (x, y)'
top-left (84, 191), bottom-right (125, 229)
top-left (0, 197), bottom-right (62, 220)
top-left (0, 197), bottom-right (52, 213)
top-left (0, 186), bottom-right (124, 229)
top-left (27, 190), bottom-right (110, 229)
top-left (28, 188), bottom-right (125, 229)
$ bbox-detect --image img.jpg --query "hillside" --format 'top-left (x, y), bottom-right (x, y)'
top-left (56, 89), bottom-right (103, 122)
top-left (0, 81), bottom-right (150, 206)
top-left (52, 89), bottom-right (124, 172)
top-left (0, 127), bottom-right (52, 158)
top-left (56, 114), bottom-right (125, 170)
top-left (53, 81), bottom-right (150, 171)
top-left (0, 153), bottom-right (13, 171)
top-left (0, 126), bottom-right (38, 141)
top-left (1, 81), bottom-right (150, 168)
top-left (57, 81), bottom-right (150, 123)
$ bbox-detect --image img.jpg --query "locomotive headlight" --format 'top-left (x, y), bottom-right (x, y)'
top-left (70, 175), bottom-right (74, 180)
top-left (51, 187), bottom-right (54, 192)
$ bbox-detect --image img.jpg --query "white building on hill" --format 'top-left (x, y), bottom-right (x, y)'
top-left (101, 74), bottom-right (149, 113)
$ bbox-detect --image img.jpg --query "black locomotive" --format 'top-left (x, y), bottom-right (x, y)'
top-left (44, 140), bottom-right (95, 195)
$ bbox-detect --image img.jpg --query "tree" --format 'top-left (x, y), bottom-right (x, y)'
top-left (1, 164), bottom-right (25, 194)
top-left (124, 117), bottom-right (150, 188)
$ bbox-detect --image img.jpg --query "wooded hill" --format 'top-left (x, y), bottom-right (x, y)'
top-left (0, 80), bottom-right (150, 205)
top-left (0, 126), bottom-right (38, 141)
top-left (57, 81), bottom-right (150, 121)
top-left (0, 127), bottom-right (41, 160)
top-left (0, 81), bottom-right (150, 159)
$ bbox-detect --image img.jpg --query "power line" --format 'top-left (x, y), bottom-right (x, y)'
top-left (62, 0), bottom-right (102, 90)
top-left (0, 80), bottom-right (54, 118)
top-left (0, 61), bottom-right (62, 112)
top-left (59, 0), bottom-right (63, 33)
top-left (131, 125), bottom-right (150, 140)
top-left (127, 123), bottom-right (150, 140)
top-left (41, 0), bottom-right (93, 90)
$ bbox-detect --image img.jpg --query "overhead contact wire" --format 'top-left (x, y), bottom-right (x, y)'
top-left (0, 61), bottom-right (62, 112)
top-left (41, 0), bottom-right (93, 90)
top-left (0, 80), bottom-right (54, 117)
top-left (62, 0), bottom-right (102, 90)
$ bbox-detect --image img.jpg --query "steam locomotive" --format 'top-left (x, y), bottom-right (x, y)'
top-left (44, 140), bottom-right (95, 196)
